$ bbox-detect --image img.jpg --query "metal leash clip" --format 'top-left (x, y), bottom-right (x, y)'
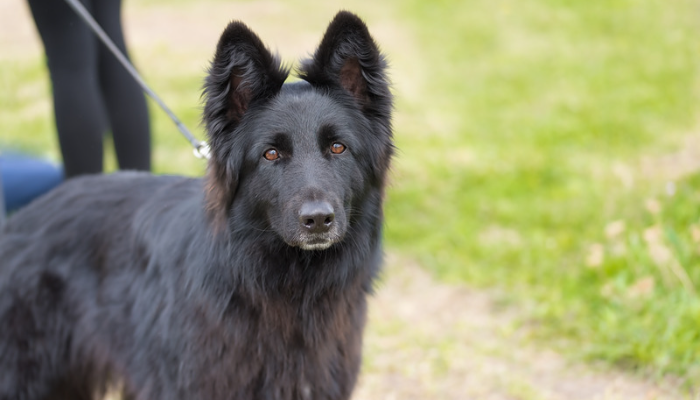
top-left (193, 142), bottom-right (211, 160)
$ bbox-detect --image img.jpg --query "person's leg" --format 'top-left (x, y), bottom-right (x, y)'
top-left (94, 0), bottom-right (152, 172)
top-left (26, 0), bottom-right (106, 178)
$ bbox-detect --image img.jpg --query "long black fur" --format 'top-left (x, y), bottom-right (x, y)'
top-left (0, 11), bottom-right (392, 400)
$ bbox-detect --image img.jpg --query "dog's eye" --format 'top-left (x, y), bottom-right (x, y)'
top-left (330, 142), bottom-right (346, 154)
top-left (263, 148), bottom-right (279, 161)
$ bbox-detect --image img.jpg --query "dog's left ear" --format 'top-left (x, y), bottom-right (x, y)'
top-left (203, 22), bottom-right (288, 227)
top-left (300, 11), bottom-right (392, 124)
top-left (301, 12), bottom-right (393, 187)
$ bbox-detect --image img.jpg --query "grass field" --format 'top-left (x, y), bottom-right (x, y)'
top-left (385, 0), bottom-right (700, 384)
top-left (2, 0), bottom-right (699, 390)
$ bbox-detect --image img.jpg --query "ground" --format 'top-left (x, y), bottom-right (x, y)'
top-left (356, 256), bottom-right (689, 399)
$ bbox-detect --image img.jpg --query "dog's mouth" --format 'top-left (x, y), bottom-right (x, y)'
top-left (295, 232), bottom-right (342, 251)
top-left (299, 239), bottom-right (334, 251)
top-left (285, 231), bottom-right (344, 251)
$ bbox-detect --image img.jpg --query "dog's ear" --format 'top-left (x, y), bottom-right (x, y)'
top-left (204, 21), bottom-right (288, 132)
top-left (299, 11), bottom-right (392, 123)
top-left (203, 22), bottom-right (288, 227)
top-left (300, 12), bottom-right (393, 187)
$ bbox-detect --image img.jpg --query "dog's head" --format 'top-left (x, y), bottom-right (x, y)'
top-left (203, 11), bottom-right (392, 251)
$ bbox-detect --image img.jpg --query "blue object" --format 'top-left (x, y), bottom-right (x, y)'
top-left (1, 154), bottom-right (63, 214)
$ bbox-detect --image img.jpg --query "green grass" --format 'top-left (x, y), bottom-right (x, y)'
top-left (2, 0), bottom-right (700, 387)
top-left (384, 0), bottom-right (700, 385)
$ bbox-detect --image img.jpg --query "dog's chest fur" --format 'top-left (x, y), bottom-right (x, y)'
top-left (179, 285), bottom-right (367, 399)
top-left (95, 225), bottom-right (372, 399)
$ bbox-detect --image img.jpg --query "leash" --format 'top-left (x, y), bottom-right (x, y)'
top-left (63, 0), bottom-right (211, 160)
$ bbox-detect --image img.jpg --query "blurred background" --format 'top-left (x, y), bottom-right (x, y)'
top-left (1, 0), bottom-right (699, 398)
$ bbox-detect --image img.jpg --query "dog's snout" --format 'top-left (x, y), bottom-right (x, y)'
top-left (299, 201), bottom-right (335, 233)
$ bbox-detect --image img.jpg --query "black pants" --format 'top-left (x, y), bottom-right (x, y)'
top-left (27, 0), bottom-right (151, 178)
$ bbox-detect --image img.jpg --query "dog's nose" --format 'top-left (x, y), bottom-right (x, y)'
top-left (299, 201), bottom-right (335, 233)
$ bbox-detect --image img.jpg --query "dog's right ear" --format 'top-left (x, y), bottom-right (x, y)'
top-left (203, 22), bottom-right (288, 227)
top-left (203, 21), bottom-right (288, 134)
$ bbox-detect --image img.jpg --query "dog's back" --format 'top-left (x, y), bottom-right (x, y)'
top-left (0, 173), bottom-right (199, 399)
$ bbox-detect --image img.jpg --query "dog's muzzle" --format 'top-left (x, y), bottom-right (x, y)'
top-left (297, 201), bottom-right (339, 250)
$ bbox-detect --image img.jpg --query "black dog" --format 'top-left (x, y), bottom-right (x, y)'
top-left (0, 11), bottom-right (392, 400)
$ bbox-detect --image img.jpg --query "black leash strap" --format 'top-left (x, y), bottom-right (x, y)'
top-left (63, 0), bottom-right (210, 160)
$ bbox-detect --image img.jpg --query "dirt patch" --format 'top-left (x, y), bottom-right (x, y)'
top-left (356, 255), bottom-right (690, 399)
top-left (0, 1), bottom-right (42, 60)
top-left (640, 130), bottom-right (700, 182)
